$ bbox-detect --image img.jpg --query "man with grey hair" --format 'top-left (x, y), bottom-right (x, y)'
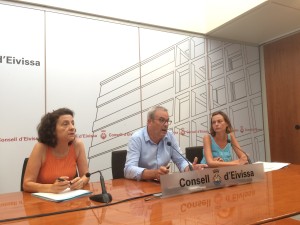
top-left (124, 105), bottom-right (207, 181)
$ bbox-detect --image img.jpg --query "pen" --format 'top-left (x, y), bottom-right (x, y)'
top-left (144, 193), bottom-right (162, 201)
top-left (57, 177), bottom-right (72, 184)
top-left (57, 177), bottom-right (65, 182)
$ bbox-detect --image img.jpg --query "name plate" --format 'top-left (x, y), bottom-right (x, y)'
top-left (160, 163), bottom-right (264, 198)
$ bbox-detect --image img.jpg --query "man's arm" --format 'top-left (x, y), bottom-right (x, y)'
top-left (141, 166), bottom-right (169, 180)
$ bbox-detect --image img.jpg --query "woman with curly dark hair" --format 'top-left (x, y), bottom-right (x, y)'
top-left (23, 108), bottom-right (89, 193)
top-left (200, 111), bottom-right (248, 167)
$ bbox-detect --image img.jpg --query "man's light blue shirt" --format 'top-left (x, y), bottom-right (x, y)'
top-left (124, 127), bottom-right (189, 180)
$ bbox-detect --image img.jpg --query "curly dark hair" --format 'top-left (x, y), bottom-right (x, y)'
top-left (210, 111), bottom-right (233, 137)
top-left (37, 108), bottom-right (74, 147)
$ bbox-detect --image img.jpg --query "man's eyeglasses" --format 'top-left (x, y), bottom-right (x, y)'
top-left (154, 117), bottom-right (172, 125)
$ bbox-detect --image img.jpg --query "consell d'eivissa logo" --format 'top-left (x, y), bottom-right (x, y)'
top-left (0, 55), bottom-right (40, 66)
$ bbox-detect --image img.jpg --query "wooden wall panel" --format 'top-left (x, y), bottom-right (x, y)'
top-left (264, 32), bottom-right (300, 163)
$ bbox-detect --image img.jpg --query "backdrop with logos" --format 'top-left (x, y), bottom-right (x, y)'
top-left (0, 2), bottom-right (265, 194)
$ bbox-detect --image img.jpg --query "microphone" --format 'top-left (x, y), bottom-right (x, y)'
top-left (167, 142), bottom-right (193, 171)
top-left (86, 171), bottom-right (112, 203)
top-left (227, 139), bottom-right (252, 164)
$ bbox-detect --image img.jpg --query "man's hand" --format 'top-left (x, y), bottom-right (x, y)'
top-left (155, 165), bottom-right (170, 180)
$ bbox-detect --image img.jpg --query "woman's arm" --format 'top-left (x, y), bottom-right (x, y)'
top-left (229, 133), bottom-right (248, 163)
top-left (72, 138), bottom-right (90, 188)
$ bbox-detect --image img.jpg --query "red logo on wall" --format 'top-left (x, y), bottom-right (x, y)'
top-left (100, 130), bottom-right (107, 140)
top-left (240, 126), bottom-right (244, 133)
top-left (180, 129), bottom-right (185, 136)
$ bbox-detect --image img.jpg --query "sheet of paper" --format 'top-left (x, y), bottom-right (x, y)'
top-left (254, 161), bottom-right (290, 172)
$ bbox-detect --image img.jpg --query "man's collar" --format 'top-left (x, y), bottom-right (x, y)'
top-left (143, 126), bottom-right (169, 144)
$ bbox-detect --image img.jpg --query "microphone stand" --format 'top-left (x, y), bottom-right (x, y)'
top-left (86, 171), bottom-right (112, 203)
top-left (227, 140), bottom-right (252, 164)
top-left (167, 142), bottom-right (193, 171)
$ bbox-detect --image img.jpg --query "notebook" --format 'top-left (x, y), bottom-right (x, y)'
top-left (32, 188), bottom-right (92, 202)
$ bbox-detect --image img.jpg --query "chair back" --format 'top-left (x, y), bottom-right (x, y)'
top-left (21, 158), bottom-right (29, 191)
top-left (111, 150), bottom-right (127, 179)
top-left (185, 146), bottom-right (203, 164)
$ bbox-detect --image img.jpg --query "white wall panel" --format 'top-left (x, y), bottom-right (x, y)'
top-left (0, 4), bottom-right (45, 193)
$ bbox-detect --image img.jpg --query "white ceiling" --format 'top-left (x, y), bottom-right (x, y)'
top-left (207, 0), bottom-right (300, 45)
top-left (4, 0), bottom-right (300, 45)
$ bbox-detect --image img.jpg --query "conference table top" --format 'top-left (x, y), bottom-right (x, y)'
top-left (0, 164), bottom-right (300, 225)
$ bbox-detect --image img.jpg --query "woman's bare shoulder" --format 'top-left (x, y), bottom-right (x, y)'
top-left (73, 138), bottom-right (84, 147)
top-left (203, 134), bottom-right (211, 139)
top-left (32, 142), bottom-right (47, 152)
top-left (30, 142), bottom-right (47, 160)
top-left (229, 132), bottom-right (236, 139)
top-left (73, 138), bottom-right (85, 155)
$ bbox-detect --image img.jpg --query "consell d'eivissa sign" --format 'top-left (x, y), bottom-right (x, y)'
top-left (160, 163), bottom-right (264, 198)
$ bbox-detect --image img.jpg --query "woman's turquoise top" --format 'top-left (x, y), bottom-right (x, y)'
top-left (201, 134), bottom-right (232, 164)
